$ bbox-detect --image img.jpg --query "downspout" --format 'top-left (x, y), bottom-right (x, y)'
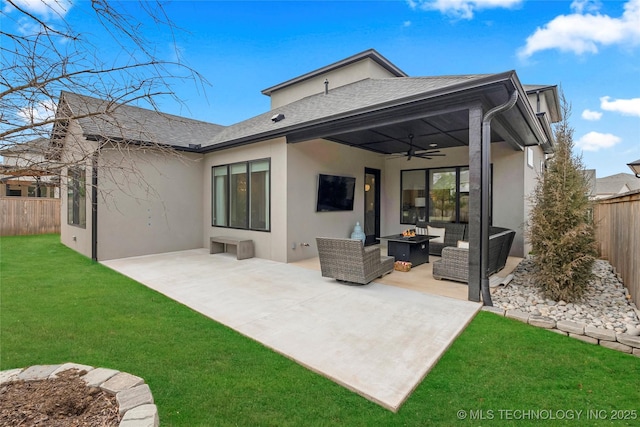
top-left (91, 151), bottom-right (98, 261)
top-left (480, 90), bottom-right (518, 306)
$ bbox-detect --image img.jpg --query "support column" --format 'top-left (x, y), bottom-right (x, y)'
top-left (468, 105), bottom-right (483, 302)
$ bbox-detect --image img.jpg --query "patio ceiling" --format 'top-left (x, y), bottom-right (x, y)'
top-left (286, 74), bottom-right (548, 155)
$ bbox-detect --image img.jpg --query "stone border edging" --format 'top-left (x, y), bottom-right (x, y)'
top-left (0, 363), bottom-right (159, 427)
top-left (483, 306), bottom-right (640, 357)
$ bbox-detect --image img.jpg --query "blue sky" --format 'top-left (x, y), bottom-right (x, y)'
top-left (5, 0), bottom-right (640, 177)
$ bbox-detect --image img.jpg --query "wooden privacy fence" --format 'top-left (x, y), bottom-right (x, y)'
top-left (594, 190), bottom-right (640, 308)
top-left (0, 197), bottom-right (60, 236)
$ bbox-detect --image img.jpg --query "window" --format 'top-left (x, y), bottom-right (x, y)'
top-left (6, 185), bottom-right (22, 197)
top-left (212, 166), bottom-right (228, 227)
top-left (212, 159), bottom-right (270, 231)
top-left (67, 167), bottom-right (86, 227)
top-left (401, 166), bottom-right (487, 225)
top-left (429, 168), bottom-right (457, 222)
top-left (400, 170), bottom-right (426, 224)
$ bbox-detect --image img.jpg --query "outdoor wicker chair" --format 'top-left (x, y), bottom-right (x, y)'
top-left (316, 237), bottom-right (394, 285)
top-left (432, 228), bottom-right (515, 283)
top-left (415, 221), bottom-right (467, 256)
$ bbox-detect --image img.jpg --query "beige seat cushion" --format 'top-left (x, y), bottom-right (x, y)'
top-left (427, 226), bottom-right (445, 244)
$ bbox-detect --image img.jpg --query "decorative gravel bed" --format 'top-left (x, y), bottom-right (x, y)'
top-left (492, 259), bottom-right (640, 335)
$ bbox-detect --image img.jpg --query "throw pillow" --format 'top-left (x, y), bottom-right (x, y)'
top-left (457, 240), bottom-right (469, 249)
top-left (427, 226), bottom-right (445, 244)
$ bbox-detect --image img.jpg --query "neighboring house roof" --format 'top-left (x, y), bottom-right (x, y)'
top-left (595, 173), bottom-right (640, 196)
top-left (56, 91), bottom-right (226, 149)
top-left (0, 137), bottom-right (60, 178)
top-left (0, 137), bottom-right (50, 156)
top-left (261, 49), bottom-right (408, 96)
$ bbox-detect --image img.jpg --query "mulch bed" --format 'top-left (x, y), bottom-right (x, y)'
top-left (0, 369), bottom-right (120, 426)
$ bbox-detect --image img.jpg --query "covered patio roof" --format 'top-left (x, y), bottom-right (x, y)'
top-left (201, 70), bottom-right (551, 155)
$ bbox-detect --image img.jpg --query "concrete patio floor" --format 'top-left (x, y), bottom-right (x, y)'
top-left (102, 248), bottom-right (494, 411)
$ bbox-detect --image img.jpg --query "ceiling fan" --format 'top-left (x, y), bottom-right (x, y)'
top-left (388, 134), bottom-right (445, 161)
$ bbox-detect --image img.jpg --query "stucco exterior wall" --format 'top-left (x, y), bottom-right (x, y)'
top-left (522, 144), bottom-right (545, 256)
top-left (203, 138), bottom-right (288, 262)
top-left (59, 120), bottom-right (97, 259)
top-left (96, 149), bottom-right (204, 261)
top-left (269, 58), bottom-right (399, 109)
top-left (492, 142), bottom-right (526, 257)
top-left (285, 139), bottom-right (385, 262)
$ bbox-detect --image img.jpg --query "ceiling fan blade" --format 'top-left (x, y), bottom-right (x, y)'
top-left (415, 153), bottom-right (446, 159)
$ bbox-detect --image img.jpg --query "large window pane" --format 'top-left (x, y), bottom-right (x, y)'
top-left (212, 166), bottom-right (228, 226)
top-left (250, 160), bottom-right (269, 230)
top-left (212, 159), bottom-right (271, 231)
top-left (401, 170), bottom-right (426, 224)
top-left (230, 163), bottom-right (248, 228)
top-left (67, 167), bottom-right (86, 227)
top-left (429, 168), bottom-right (456, 222)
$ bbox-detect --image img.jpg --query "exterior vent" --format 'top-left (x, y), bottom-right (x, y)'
top-left (271, 113), bottom-right (285, 123)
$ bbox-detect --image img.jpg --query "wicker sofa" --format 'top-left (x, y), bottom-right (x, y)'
top-left (432, 227), bottom-right (516, 283)
top-left (415, 221), bottom-right (468, 256)
top-left (316, 237), bottom-right (394, 285)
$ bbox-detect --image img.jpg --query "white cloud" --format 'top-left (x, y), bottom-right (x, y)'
top-left (403, 20), bottom-right (412, 27)
top-left (17, 99), bottom-right (57, 125)
top-left (407, 0), bottom-right (522, 20)
top-left (5, 0), bottom-right (73, 20)
top-left (518, 0), bottom-right (640, 59)
top-left (575, 131), bottom-right (622, 151)
top-left (600, 96), bottom-right (640, 117)
top-left (581, 109), bottom-right (603, 121)
top-left (571, 0), bottom-right (602, 14)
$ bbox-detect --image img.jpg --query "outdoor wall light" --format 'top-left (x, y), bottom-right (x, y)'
top-left (627, 159), bottom-right (640, 178)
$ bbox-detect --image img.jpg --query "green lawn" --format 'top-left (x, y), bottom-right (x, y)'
top-left (1, 235), bottom-right (638, 426)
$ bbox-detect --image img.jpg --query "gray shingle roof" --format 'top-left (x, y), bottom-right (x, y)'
top-left (60, 91), bottom-right (225, 148)
top-left (204, 74), bottom-right (495, 149)
top-left (596, 173), bottom-right (640, 195)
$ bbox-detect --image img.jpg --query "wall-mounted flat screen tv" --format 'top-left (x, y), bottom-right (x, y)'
top-left (316, 174), bottom-right (356, 212)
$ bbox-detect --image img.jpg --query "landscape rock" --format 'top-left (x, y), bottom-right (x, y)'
top-left (116, 384), bottom-right (154, 415)
top-left (506, 309), bottom-right (530, 323)
top-left (557, 320), bottom-right (586, 335)
top-left (492, 259), bottom-right (640, 333)
top-left (569, 333), bottom-right (597, 344)
top-left (528, 315), bottom-right (556, 329)
top-left (0, 368), bottom-right (22, 385)
top-left (50, 362), bottom-right (94, 378)
top-left (16, 364), bottom-right (62, 381)
top-left (82, 367), bottom-right (120, 388)
top-left (599, 341), bottom-right (632, 353)
top-left (101, 372), bottom-right (144, 394)
top-left (119, 404), bottom-right (159, 427)
top-left (616, 333), bottom-right (640, 348)
top-left (584, 326), bottom-right (617, 341)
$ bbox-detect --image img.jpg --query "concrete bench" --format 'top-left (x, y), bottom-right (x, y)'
top-left (210, 236), bottom-right (254, 260)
